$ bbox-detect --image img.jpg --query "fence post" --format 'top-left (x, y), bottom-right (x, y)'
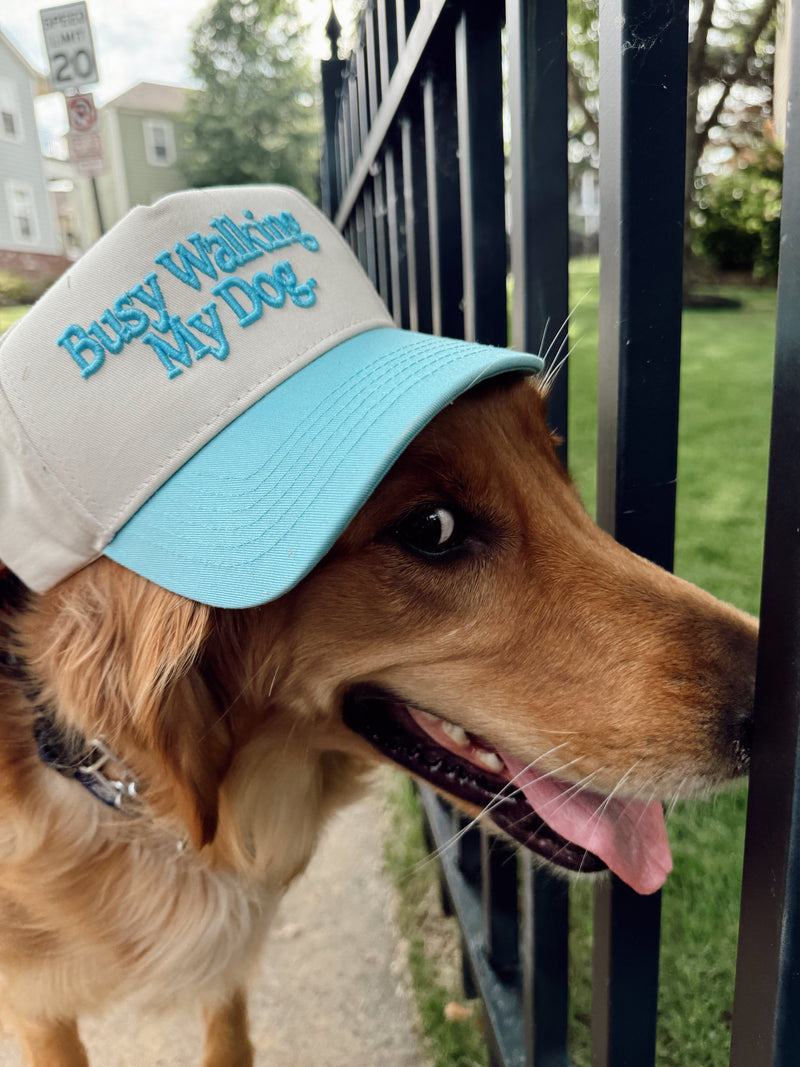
top-left (321, 5), bottom-right (345, 218)
top-left (594, 0), bottom-right (690, 1063)
top-left (454, 0), bottom-right (506, 346)
top-left (729, 5), bottom-right (800, 1061)
top-left (507, 0), bottom-right (570, 453)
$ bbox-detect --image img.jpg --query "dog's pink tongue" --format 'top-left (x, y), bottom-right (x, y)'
top-left (501, 754), bottom-right (672, 895)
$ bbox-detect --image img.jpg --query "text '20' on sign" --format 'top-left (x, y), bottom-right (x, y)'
top-left (40, 2), bottom-right (98, 92)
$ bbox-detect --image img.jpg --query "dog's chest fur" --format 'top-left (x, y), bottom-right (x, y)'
top-left (0, 683), bottom-right (353, 1021)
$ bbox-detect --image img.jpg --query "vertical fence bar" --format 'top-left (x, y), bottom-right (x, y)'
top-left (729, 6), bottom-right (800, 1062)
top-left (593, 0), bottom-right (690, 1064)
top-left (321, 11), bottom-right (345, 218)
top-left (507, 0), bottom-right (570, 449)
top-left (521, 861), bottom-right (570, 1067)
top-left (384, 138), bottom-right (409, 326)
top-left (454, 0), bottom-right (506, 346)
top-left (365, 1), bottom-right (380, 122)
top-left (354, 35), bottom-right (378, 289)
top-left (481, 831), bottom-right (520, 980)
top-left (364, 3), bottom-right (390, 306)
top-left (400, 99), bottom-right (432, 334)
top-left (376, 0), bottom-right (393, 97)
top-left (403, 0), bottom-right (420, 39)
top-left (422, 36), bottom-right (463, 339)
top-left (347, 59), bottom-right (360, 181)
top-left (507, 6), bottom-right (572, 1059)
top-left (373, 161), bottom-right (392, 308)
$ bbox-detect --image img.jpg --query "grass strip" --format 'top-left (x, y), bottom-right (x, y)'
top-left (382, 773), bottom-right (489, 1067)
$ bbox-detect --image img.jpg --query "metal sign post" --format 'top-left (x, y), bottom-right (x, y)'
top-left (39, 2), bottom-right (104, 234)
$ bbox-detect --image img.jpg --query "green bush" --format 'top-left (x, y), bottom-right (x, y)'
top-left (692, 146), bottom-right (783, 281)
top-left (0, 271), bottom-right (36, 306)
top-left (0, 271), bottom-right (56, 307)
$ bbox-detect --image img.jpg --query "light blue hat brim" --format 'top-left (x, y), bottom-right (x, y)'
top-left (104, 328), bottom-right (543, 608)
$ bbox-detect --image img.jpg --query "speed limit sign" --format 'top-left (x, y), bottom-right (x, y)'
top-left (40, 2), bottom-right (99, 92)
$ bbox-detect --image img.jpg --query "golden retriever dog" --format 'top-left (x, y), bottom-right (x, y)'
top-left (0, 187), bottom-right (757, 1065)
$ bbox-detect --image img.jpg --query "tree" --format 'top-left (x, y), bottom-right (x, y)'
top-left (686, 0), bottom-right (778, 209)
top-left (181, 0), bottom-right (319, 199)
top-left (567, 0), bottom-right (780, 280)
top-left (685, 0), bottom-right (780, 283)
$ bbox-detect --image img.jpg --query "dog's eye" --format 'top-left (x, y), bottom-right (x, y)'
top-left (393, 506), bottom-right (461, 556)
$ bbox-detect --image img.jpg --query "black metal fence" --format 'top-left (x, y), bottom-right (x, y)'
top-left (320, 1), bottom-right (800, 1063)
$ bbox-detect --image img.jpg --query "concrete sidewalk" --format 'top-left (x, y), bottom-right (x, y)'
top-left (0, 785), bottom-right (431, 1067)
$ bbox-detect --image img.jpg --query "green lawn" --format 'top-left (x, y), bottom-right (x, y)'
top-left (0, 305), bottom-right (28, 334)
top-left (566, 259), bottom-right (774, 1067)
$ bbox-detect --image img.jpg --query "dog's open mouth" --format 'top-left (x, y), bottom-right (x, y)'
top-left (343, 687), bottom-right (672, 895)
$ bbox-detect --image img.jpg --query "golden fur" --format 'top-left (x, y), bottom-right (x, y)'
top-left (0, 375), bottom-right (757, 1065)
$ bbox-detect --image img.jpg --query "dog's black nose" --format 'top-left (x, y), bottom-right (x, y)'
top-left (726, 703), bottom-right (753, 776)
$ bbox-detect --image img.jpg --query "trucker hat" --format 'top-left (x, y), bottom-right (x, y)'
top-left (0, 186), bottom-right (543, 608)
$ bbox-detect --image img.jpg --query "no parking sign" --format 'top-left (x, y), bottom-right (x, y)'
top-left (66, 92), bottom-right (97, 133)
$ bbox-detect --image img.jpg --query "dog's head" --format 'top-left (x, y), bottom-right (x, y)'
top-left (7, 372), bottom-right (756, 895)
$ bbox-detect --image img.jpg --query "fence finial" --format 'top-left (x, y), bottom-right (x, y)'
top-left (326, 4), bottom-right (342, 60)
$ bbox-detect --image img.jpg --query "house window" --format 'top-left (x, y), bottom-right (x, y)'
top-left (143, 119), bottom-right (176, 167)
top-left (5, 181), bottom-right (39, 244)
top-left (0, 77), bottom-right (23, 144)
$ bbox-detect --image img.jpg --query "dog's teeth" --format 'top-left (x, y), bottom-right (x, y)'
top-left (442, 721), bottom-right (469, 747)
top-left (475, 750), bottom-right (504, 772)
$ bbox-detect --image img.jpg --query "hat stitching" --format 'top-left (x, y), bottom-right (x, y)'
top-left (110, 336), bottom-right (524, 575)
top-left (100, 314), bottom-right (393, 537)
top-left (132, 336), bottom-right (441, 535)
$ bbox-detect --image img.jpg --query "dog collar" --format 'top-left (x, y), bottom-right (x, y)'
top-left (0, 621), bottom-right (142, 815)
top-left (33, 714), bottom-right (141, 814)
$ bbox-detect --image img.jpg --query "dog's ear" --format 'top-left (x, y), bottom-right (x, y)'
top-left (24, 558), bottom-right (231, 849)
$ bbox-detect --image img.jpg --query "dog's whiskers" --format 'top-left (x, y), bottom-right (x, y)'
top-left (406, 742), bottom-right (576, 875)
top-left (538, 291), bottom-right (592, 395)
top-left (585, 762), bottom-right (643, 828)
top-left (537, 316), bottom-right (552, 363)
top-left (665, 778), bottom-right (690, 821)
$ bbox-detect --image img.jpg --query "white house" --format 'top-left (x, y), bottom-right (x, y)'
top-left (0, 27), bottom-right (68, 280)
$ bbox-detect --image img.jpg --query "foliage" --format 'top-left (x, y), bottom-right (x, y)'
top-left (686, 0), bottom-right (778, 169)
top-left (566, 0), bottom-right (599, 175)
top-left (566, 0), bottom-right (781, 280)
top-left (180, 0), bottom-right (319, 199)
top-left (692, 145), bottom-right (782, 278)
top-left (0, 272), bottom-right (54, 307)
top-left (567, 0), bottom-right (778, 169)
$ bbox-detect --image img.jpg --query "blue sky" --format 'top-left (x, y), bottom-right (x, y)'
top-left (3, 0), bottom-right (358, 149)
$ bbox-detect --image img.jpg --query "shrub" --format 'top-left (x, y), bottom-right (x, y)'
top-left (0, 271), bottom-right (36, 306)
top-left (0, 272), bottom-right (58, 307)
top-left (692, 146), bottom-right (783, 282)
